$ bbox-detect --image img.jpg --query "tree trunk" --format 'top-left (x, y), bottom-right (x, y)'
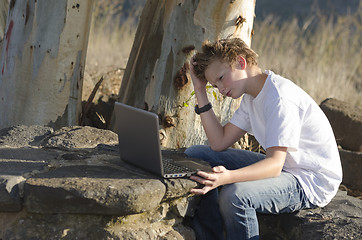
top-left (0, 0), bottom-right (9, 43)
top-left (0, 0), bottom-right (93, 129)
top-left (117, 0), bottom-right (255, 149)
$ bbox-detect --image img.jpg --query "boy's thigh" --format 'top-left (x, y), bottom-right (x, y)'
top-left (185, 145), bottom-right (265, 169)
top-left (219, 172), bottom-right (311, 214)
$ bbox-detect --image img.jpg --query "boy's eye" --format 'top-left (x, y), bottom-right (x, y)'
top-left (219, 75), bottom-right (224, 80)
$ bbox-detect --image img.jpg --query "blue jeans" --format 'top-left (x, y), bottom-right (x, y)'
top-left (185, 145), bottom-right (316, 240)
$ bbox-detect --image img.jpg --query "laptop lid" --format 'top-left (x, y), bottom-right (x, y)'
top-left (113, 102), bottom-right (165, 176)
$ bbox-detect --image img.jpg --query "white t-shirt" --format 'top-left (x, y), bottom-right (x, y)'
top-left (230, 70), bottom-right (342, 207)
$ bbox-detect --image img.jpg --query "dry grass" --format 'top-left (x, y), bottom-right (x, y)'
top-left (85, 2), bottom-right (361, 107)
top-left (84, 1), bottom-right (140, 102)
top-left (252, 8), bottom-right (362, 106)
top-left (85, 1), bottom-right (139, 70)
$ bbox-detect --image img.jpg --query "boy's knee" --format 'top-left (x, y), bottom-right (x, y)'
top-left (185, 145), bottom-right (229, 167)
top-left (219, 184), bottom-right (251, 215)
top-left (184, 145), bottom-right (211, 158)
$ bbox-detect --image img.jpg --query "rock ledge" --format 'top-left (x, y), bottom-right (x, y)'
top-left (0, 125), bottom-right (360, 239)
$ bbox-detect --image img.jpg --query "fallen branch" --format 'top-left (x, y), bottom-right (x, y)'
top-left (79, 76), bottom-right (104, 126)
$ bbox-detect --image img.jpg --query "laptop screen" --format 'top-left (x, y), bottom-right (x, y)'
top-left (113, 102), bottom-right (165, 176)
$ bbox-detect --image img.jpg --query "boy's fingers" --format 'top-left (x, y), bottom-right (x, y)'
top-left (190, 189), bottom-right (204, 195)
top-left (196, 171), bottom-right (215, 180)
top-left (212, 166), bottom-right (222, 172)
top-left (190, 175), bottom-right (213, 186)
top-left (213, 165), bottom-right (226, 172)
top-left (190, 186), bottom-right (211, 195)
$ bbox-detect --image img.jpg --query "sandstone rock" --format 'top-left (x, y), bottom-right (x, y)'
top-left (0, 148), bottom-right (51, 212)
top-left (43, 126), bottom-right (118, 150)
top-left (0, 204), bottom-right (195, 240)
top-left (320, 98), bottom-right (362, 152)
top-left (339, 148), bottom-right (362, 192)
top-left (0, 125), bottom-right (199, 239)
top-left (24, 165), bottom-right (167, 215)
top-left (162, 178), bottom-right (198, 200)
top-left (0, 175), bottom-right (24, 211)
top-left (0, 148), bottom-right (58, 162)
top-left (0, 125), bottom-right (53, 147)
top-left (258, 190), bottom-right (362, 239)
top-left (0, 125), bottom-right (361, 239)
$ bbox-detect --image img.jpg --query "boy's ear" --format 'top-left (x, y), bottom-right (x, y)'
top-left (237, 56), bottom-right (247, 70)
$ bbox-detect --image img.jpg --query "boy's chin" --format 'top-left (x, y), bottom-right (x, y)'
top-left (231, 93), bottom-right (243, 99)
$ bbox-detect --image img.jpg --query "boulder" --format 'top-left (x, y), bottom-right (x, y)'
top-left (259, 190), bottom-right (362, 239)
top-left (0, 147), bottom-right (53, 212)
top-left (0, 125), bottom-right (361, 239)
top-left (24, 165), bottom-right (167, 215)
top-left (43, 125), bottom-right (118, 149)
top-left (0, 125), bottom-right (53, 147)
top-left (320, 98), bottom-right (362, 152)
top-left (0, 175), bottom-right (24, 211)
top-left (339, 148), bottom-right (362, 192)
top-left (0, 125), bottom-right (199, 239)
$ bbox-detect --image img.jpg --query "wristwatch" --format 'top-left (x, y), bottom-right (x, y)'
top-left (195, 103), bottom-right (212, 115)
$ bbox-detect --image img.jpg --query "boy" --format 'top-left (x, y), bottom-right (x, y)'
top-left (185, 38), bottom-right (342, 240)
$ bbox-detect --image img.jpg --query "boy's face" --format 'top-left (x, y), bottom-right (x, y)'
top-left (204, 59), bottom-right (247, 99)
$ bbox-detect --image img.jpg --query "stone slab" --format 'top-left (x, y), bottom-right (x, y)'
top-left (320, 98), bottom-right (362, 151)
top-left (0, 124), bottom-right (360, 239)
top-left (0, 160), bottom-right (48, 175)
top-left (0, 205), bottom-right (195, 240)
top-left (24, 165), bottom-right (167, 215)
top-left (339, 149), bottom-right (362, 192)
top-left (43, 126), bottom-right (118, 150)
top-left (258, 190), bottom-right (362, 239)
top-left (0, 148), bottom-right (59, 162)
top-left (0, 175), bottom-right (25, 211)
top-left (0, 125), bottom-right (53, 147)
top-left (0, 148), bottom-right (50, 212)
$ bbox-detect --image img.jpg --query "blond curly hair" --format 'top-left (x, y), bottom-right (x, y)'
top-left (193, 38), bottom-right (259, 81)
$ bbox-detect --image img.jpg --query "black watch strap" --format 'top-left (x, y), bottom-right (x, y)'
top-left (195, 103), bottom-right (212, 115)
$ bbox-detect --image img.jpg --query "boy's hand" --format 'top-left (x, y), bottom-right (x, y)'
top-left (189, 166), bottom-right (230, 195)
top-left (189, 57), bottom-right (207, 92)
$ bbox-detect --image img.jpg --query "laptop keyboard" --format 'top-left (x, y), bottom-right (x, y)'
top-left (162, 158), bottom-right (192, 174)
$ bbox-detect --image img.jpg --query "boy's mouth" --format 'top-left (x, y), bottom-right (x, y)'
top-left (226, 90), bottom-right (231, 97)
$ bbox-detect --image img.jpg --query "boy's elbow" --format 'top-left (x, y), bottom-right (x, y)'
top-left (273, 170), bottom-right (282, 178)
top-left (272, 164), bottom-right (284, 177)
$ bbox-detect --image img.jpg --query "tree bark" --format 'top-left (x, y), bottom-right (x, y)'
top-left (117, 0), bottom-right (255, 149)
top-left (0, 0), bottom-right (9, 43)
top-left (0, 0), bottom-right (93, 129)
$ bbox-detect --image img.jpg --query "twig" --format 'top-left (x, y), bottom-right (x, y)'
top-left (79, 76), bottom-right (104, 125)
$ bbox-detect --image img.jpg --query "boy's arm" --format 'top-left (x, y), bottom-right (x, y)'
top-left (230, 146), bottom-right (287, 181)
top-left (194, 88), bottom-right (246, 151)
top-left (190, 146), bottom-right (287, 195)
top-left (189, 59), bottom-right (245, 150)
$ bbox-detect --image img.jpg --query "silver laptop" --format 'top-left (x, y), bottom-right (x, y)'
top-left (113, 102), bottom-right (212, 178)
